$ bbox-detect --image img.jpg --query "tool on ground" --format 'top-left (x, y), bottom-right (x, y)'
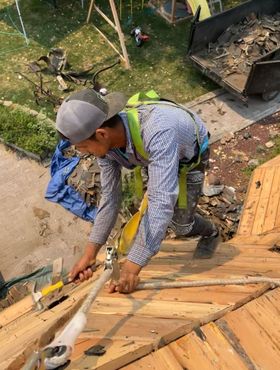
top-left (130, 27), bottom-right (149, 47)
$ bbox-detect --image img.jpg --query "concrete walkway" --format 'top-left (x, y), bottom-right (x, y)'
top-left (0, 145), bottom-right (91, 281)
top-left (186, 90), bottom-right (280, 143)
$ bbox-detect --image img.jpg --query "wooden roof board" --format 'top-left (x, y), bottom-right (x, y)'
top-left (124, 288), bottom-right (280, 370)
top-left (1, 241), bottom-right (276, 369)
top-left (238, 164), bottom-right (280, 237)
top-left (1, 155), bottom-right (280, 369)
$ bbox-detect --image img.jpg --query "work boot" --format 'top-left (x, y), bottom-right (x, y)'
top-left (193, 228), bottom-right (220, 259)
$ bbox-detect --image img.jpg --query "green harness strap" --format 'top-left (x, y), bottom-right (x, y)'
top-left (125, 90), bottom-right (202, 208)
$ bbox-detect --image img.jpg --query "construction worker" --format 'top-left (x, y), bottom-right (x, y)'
top-left (56, 88), bottom-right (220, 293)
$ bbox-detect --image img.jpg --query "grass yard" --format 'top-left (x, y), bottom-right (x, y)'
top-left (0, 104), bottom-right (57, 158)
top-left (0, 1), bottom-right (245, 114)
top-left (0, 0), bottom-right (245, 155)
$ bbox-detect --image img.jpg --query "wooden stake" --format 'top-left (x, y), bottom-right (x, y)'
top-left (86, 0), bottom-right (131, 69)
top-left (86, 0), bottom-right (95, 23)
top-left (109, 0), bottom-right (131, 69)
top-left (93, 25), bottom-right (125, 62)
top-left (171, 0), bottom-right (176, 23)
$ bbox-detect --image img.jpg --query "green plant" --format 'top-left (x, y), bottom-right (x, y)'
top-left (0, 105), bottom-right (58, 158)
top-left (121, 172), bottom-right (139, 216)
top-left (242, 134), bottom-right (280, 177)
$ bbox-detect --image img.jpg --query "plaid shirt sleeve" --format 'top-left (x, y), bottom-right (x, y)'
top-left (89, 157), bottom-right (122, 245)
top-left (127, 126), bottom-right (180, 267)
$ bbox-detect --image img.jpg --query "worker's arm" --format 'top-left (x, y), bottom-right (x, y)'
top-left (109, 124), bottom-right (179, 293)
top-left (127, 126), bottom-right (179, 267)
top-left (70, 157), bottom-right (122, 282)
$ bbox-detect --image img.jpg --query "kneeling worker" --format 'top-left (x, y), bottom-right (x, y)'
top-left (56, 88), bottom-right (219, 293)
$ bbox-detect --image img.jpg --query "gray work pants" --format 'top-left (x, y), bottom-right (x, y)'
top-left (170, 150), bottom-right (216, 238)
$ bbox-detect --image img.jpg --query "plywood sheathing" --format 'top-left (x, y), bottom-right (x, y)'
top-left (125, 288), bottom-right (280, 369)
top-left (1, 156), bottom-right (280, 369)
top-left (237, 160), bottom-right (280, 237)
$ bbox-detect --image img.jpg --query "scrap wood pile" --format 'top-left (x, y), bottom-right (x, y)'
top-left (200, 12), bottom-right (280, 77)
top-left (63, 146), bottom-right (101, 207)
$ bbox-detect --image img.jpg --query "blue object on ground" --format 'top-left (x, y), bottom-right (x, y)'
top-left (45, 140), bottom-right (97, 222)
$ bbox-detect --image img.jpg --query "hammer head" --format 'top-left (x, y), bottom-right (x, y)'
top-left (31, 282), bottom-right (44, 311)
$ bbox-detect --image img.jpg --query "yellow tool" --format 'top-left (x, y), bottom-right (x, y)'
top-left (187, 0), bottom-right (211, 20)
top-left (118, 193), bottom-right (148, 254)
top-left (31, 261), bottom-right (97, 311)
top-left (34, 281), bottom-right (64, 300)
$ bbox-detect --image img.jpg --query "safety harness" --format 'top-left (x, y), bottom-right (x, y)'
top-left (124, 90), bottom-right (208, 209)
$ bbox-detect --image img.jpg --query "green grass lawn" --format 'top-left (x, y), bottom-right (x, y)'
top-left (0, 0), bottom-right (244, 155)
top-left (0, 104), bottom-right (57, 157)
top-left (0, 1), bottom-right (245, 115)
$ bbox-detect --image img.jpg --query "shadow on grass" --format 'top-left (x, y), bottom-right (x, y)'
top-left (0, 0), bottom-right (216, 108)
top-left (0, 0), bottom-right (87, 48)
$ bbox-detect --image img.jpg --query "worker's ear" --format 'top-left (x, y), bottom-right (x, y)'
top-left (95, 128), bottom-right (110, 141)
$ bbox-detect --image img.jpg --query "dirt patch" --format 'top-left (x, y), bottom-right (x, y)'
top-left (209, 111), bottom-right (280, 202)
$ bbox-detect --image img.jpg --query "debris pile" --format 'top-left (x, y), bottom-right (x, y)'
top-left (201, 12), bottom-right (280, 78)
top-left (63, 147), bottom-right (101, 208)
top-left (63, 148), bottom-right (242, 241)
top-left (198, 178), bottom-right (242, 241)
top-left (20, 48), bottom-right (120, 108)
top-left (0, 284), bottom-right (29, 311)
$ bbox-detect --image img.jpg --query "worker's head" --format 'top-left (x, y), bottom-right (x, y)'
top-left (56, 88), bottom-right (127, 157)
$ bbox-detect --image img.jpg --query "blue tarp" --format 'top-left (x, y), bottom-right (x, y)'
top-left (45, 140), bottom-right (98, 222)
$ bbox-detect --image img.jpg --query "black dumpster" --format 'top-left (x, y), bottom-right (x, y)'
top-left (188, 0), bottom-right (280, 102)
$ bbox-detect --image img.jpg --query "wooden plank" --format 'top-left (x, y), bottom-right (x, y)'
top-left (121, 345), bottom-right (183, 370)
top-left (117, 285), bottom-right (267, 305)
top-left (169, 332), bottom-right (218, 370)
top-left (109, 0), bottom-right (130, 69)
top-left (275, 183), bottom-right (280, 228)
top-left (237, 168), bottom-right (266, 236)
top-left (251, 167), bottom-right (276, 235)
top-left (121, 354), bottom-right (162, 369)
top-left (124, 287), bottom-right (280, 370)
top-left (169, 322), bottom-right (248, 370)
top-left (91, 297), bottom-right (230, 320)
top-left (262, 287), bottom-right (280, 313)
top-left (220, 303), bottom-right (280, 368)
top-left (244, 298), bottom-right (280, 351)
top-left (262, 166), bottom-right (280, 233)
top-left (0, 295), bottom-right (33, 328)
top-left (70, 339), bottom-right (153, 370)
top-left (83, 314), bottom-right (193, 345)
top-left (94, 4), bottom-right (117, 31)
top-left (231, 233), bottom-right (280, 246)
top-left (171, 0), bottom-right (177, 23)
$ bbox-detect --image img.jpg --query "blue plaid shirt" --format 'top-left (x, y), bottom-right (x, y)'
top-left (89, 103), bottom-right (208, 266)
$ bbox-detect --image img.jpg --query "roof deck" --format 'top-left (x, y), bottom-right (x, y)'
top-left (1, 156), bottom-right (280, 369)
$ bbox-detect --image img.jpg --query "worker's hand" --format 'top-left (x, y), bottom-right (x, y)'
top-left (109, 260), bottom-right (141, 294)
top-left (69, 242), bottom-right (101, 283)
